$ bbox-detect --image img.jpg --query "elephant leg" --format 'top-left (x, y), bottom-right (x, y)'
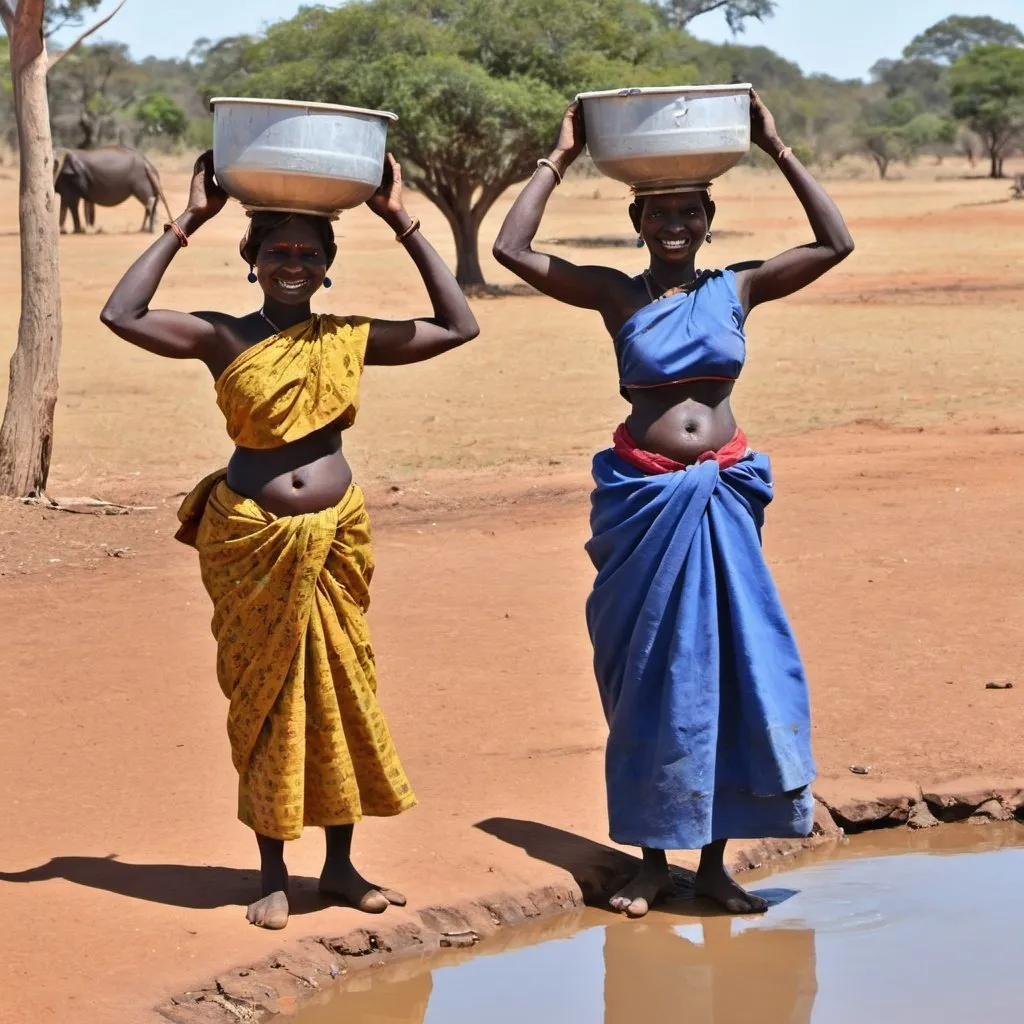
top-left (140, 195), bottom-right (158, 233)
top-left (71, 199), bottom-right (84, 235)
top-left (59, 197), bottom-right (68, 234)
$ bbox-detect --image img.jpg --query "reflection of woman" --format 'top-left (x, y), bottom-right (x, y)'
top-left (101, 152), bottom-right (478, 929)
top-left (494, 91), bottom-right (853, 916)
top-left (602, 918), bottom-right (817, 1024)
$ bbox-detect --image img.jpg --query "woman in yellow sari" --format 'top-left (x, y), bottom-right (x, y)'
top-left (100, 152), bottom-right (478, 929)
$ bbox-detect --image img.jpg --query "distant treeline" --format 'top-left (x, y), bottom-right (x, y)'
top-left (1, 3), bottom-right (1021, 182)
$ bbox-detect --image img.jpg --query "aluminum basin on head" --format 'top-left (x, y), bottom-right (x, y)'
top-left (211, 97), bottom-right (399, 216)
top-left (577, 85), bottom-right (751, 191)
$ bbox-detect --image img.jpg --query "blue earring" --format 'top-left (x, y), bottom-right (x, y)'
top-left (323, 276), bottom-right (332, 289)
top-left (247, 267), bottom-right (257, 283)
top-left (635, 234), bottom-right (645, 248)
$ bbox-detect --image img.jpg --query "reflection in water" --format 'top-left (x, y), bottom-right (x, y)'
top-left (324, 971), bottom-right (433, 1023)
top-left (604, 918), bottom-right (816, 1024)
top-left (295, 823), bottom-right (1024, 1024)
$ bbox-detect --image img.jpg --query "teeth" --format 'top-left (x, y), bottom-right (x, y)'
top-left (277, 280), bottom-right (308, 290)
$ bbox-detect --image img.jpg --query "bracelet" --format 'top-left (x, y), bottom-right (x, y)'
top-left (536, 158), bottom-right (563, 185)
top-left (395, 218), bottom-right (420, 243)
top-left (774, 146), bottom-right (793, 163)
top-left (164, 221), bottom-right (189, 248)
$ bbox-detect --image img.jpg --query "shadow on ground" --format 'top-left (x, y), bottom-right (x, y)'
top-left (0, 855), bottom-right (330, 915)
top-left (475, 817), bottom-right (798, 917)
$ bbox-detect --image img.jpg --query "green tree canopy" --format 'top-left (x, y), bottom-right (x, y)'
top-left (949, 43), bottom-right (1024, 178)
top-left (856, 94), bottom-right (955, 179)
top-left (903, 15), bottom-right (1024, 65)
top-left (48, 41), bottom-right (141, 147)
top-left (135, 90), bottom-right (187, 142)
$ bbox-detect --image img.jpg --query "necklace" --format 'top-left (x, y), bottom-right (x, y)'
top-left (259, 308), bottom-right (281, 334)
top-left (643, 267), bottom-right (698, 300)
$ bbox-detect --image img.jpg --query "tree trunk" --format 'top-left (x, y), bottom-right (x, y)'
top-left (447, 204), bottom-right (485, 289)
top-left (0, 32), bottom-right (64, 496)
top-left (990, 150), bottom-right (1003, 179)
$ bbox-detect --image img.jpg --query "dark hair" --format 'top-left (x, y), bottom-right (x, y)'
top-left (239, 212), bottom-right (337, 269)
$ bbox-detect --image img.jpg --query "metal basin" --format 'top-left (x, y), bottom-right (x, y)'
top-left (210, 97), bottom-right (398, 216)
top-left (577, 85), bottom-right (751, 191)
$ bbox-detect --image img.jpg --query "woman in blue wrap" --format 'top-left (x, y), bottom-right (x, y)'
top-left (493, 90), bottom-right (854, 918)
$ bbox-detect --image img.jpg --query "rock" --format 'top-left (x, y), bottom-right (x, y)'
top-left (907, 800), bottom-right (941, 830)
top-left (440, 930), bottom-right (478, 948)
top-left (922, 778), bottom-right (1024, 822)
top-left (968, 798), bottom-right (1013, 823)
top-left (812, 798), bottom-right (844, 837)
top-left (985, 680), bottom-right (1014, 690)
top-left (815, 778), bottom-right (922, 831)
top-left (848, 764), bottom-right (872, 775)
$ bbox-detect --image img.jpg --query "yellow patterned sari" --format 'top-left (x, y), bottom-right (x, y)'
top-left (176, 315), bottom-right (415, 841)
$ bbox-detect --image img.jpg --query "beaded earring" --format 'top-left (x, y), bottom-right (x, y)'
top-left (635, 234), bottom-right (645, 248)
top-left (323, 276), bottom-right (333, 289)
top-left (705, 231), bottom-right (713, 243)
top-left (247, 266), bottom-right (257, 283)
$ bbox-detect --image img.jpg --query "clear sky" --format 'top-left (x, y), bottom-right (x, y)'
top-left (56, 0), bottom-right (1024, 82)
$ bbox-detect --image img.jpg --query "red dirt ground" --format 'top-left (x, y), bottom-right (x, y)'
top-left (1, 158), bottom-right (1023, 1022)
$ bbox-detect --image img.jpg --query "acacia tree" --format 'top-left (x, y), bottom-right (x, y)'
top-left (949, 45), bottom-right (1024, 179)
top-left (665, 0), bottom-right (775, 32)
top-left (903, 15), bottom-right (1024, 65)
top-left (0, 0), bottom-right (125, 496)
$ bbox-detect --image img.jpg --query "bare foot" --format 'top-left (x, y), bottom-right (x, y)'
top-left (695, 864), bottom-right (769, 914)
top-left (246, 890), bottom-right (289, 929)
top-left (320, 863), bottom-right (406, 914)
top-left (609, 861), bottom-right (671, 918)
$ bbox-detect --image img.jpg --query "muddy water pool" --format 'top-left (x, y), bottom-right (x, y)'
top-left (296, 822), bottom-right (1024, 1023)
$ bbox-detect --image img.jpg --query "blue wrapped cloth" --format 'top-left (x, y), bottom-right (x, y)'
top-left (585, 447), bottom-right (816, 850)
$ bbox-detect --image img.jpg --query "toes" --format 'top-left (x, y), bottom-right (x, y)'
top-left (626, 897), bottom-right (650, 919)
top-left (723, 892), bottom-right (769, 915)
top-left (246, 892), bottom-right (289, 930)
top-left (378, 888), bottom-right (407, 907)
top-left (609, 895), bottom-right (631, 912)
top-left (357, 889), bottom-right (389, 914)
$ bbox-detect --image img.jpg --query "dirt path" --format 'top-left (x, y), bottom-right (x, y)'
top-left (2, 422), bottom-right (1023, 1024)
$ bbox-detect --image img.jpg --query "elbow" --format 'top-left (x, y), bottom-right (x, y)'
top-left (492, 236), bottom-right (524, 270)
top-left (491, 241), bottom-right (512, 268)
top-left (100, 303), bottom-right (138, 338)
top-left (456, 314), bottom-right (480, 345)
top-left (833, 231), bottom-right (855, 261)
top-left (99, 305), bottom-right (122, 330)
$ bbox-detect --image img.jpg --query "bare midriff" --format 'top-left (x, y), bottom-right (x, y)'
top-left (623, 379), bottom-right (738, 465)
top-left (226, 422), bottom-right (353, 517)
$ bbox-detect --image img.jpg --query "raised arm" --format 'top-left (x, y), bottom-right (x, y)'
top-left (99, 152), bottom-right (230, 360)
top-left (492, 101), bottom-right (630, 311)
top-left (364, 155), bottom-right (479, 366)
top-left (734, 90), bottom-right (855, 314)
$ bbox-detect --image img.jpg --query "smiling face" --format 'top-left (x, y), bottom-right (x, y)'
top-left (255, 219), bottom-right (331, 305)
top-left (630, 192), bottom-right (715, 265)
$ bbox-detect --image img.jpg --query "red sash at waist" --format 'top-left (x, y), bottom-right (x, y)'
top-left (612, 424), bottom-right (748, 475)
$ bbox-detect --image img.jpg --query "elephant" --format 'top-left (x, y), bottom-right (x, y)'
top-left (53, 146), bottom-right (174, 234)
